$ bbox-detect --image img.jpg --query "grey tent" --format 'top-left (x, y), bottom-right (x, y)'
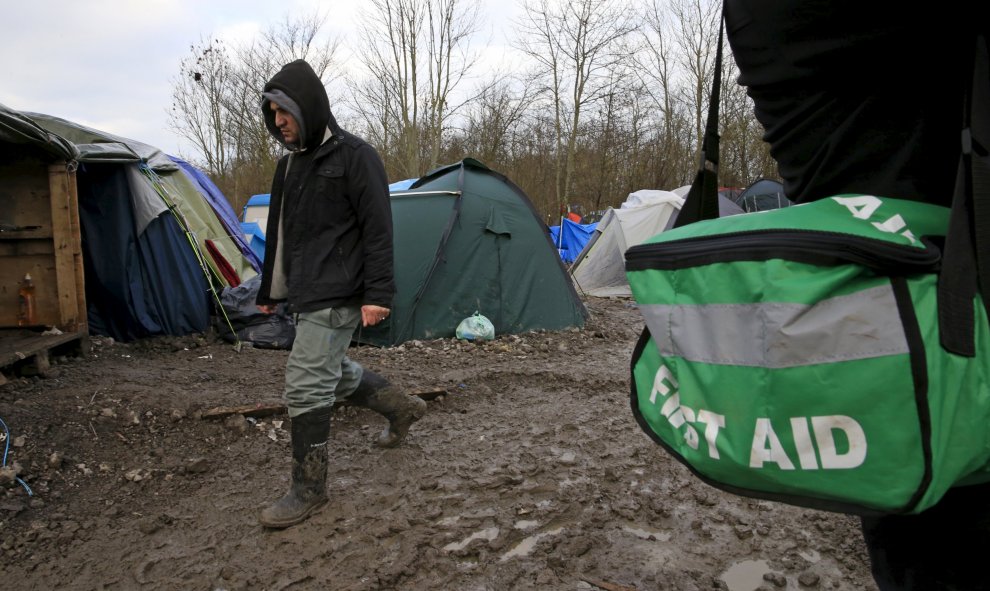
top-left (736, 178), bottom-right (791, 212)
top-left (570, 190), bottom-right (684, 297)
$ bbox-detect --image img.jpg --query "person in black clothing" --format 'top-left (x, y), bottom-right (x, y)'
top-left (725, 2), bottom-right (990, 589)
top-left (255, 59), bottom-right (427, 529)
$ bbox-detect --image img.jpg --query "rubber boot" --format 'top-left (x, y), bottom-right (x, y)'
top-left (350, 370), bottom-right (427, 448)
top-left (259, 407), bottom-right (331, 528)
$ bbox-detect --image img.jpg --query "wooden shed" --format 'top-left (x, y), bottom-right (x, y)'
top-left (0, 106), bottom-right (89, 376)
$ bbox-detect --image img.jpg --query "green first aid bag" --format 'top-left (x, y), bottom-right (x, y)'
top-left (625, 195), bottom-right (990, 515)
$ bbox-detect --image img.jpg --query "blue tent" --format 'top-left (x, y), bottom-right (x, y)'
top-left (240, 221), bottom-right (267, 261)
top-left (548, 218), bottom-right (597, 264)
top-left (242, 193), bottom-right (271, 216)
top-left (239, 194), bottom-right (271, 261)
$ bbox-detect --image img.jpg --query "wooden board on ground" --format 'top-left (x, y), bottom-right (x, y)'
top-left (0, 328), bottom-right (90, 376)
top-left (201, 389), bottom-right (448, 420)
top-left (201, 403), bottom-right (286, 420)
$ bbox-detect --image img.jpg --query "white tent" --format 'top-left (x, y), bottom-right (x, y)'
top-left (569, 190), bottom-right (683, 297)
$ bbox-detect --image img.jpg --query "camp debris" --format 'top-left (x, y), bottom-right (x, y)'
top-left (215, 275), bottom-right (295, 350)
top-left (455, 311), bottom-right (495, 341)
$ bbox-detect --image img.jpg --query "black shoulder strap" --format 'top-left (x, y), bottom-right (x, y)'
top-left (674, 10), bottom-right (725, 229)
top-left (937, 33), bottom-right (990, 357)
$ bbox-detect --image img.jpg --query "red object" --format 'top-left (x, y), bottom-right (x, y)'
top-left (205, 239), bottom-right (241, 287)
top-left (566, 212), bottom-right (582, 223)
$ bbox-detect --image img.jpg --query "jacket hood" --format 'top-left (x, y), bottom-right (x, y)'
top-left (261, 59), bottom-right (339, 151)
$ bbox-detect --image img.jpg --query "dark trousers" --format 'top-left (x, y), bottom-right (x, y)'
top-left (861, 481), bottom-right (990, 590)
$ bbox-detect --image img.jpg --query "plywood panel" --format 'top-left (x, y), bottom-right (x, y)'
top-left (0, 158), bottom-right (52, 235)
top-left (0, 156), bottom-right (86, 332)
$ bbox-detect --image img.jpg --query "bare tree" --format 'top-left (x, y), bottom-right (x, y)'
top-left (459, 76), bottom-right (533, 168)
top-left (169, 38), bottom-right (234, 176)
top-left (350, 0), bottom-right (480, 180)
top-left (634, 0), bottom-right (771, 193)
top-left (668, 0), bottom-right (721, 163)
top-left (635, 0), bottom-right (696, 186)
top-left (513, 0), bottom-right (638, 214)
top-left (167, 0), bottom-right (777, 222)
top-left (423, 0), bottom-right (481, 166)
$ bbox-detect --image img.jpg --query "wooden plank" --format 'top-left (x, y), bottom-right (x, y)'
top-left (201, 389), bottom-right (448, 420)
top-left (201, 403), bottom-right (287, 420)
top-left (0, 229), bottom-right (53, 240)
top-left (48, 164), bottom-right (83, 330)
top-left (0, 328), bottom-right (88, 373)
top-left (410, 388), bottom-right (448, 400)
top-left (66, 165), bottom-right (87, 334)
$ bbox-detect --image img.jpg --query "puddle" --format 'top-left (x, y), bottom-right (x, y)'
top-left (500, 526), bottom-right (565, 561)
top-left (442, 527), bottom-right (500, 552)
top-left (720, 559), bottom-right (770, 591)
top-left (622, 526), bottom-right (671, 542)
top-left (514, 520), bottom-right (539, 530)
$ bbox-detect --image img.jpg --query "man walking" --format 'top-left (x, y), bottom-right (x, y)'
top-left (256, 59), bottom-right (427, 529)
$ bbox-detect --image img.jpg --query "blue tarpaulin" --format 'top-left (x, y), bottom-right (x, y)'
top-left (549, 218), bottom-right (597, 264)
top-left (78, 164), bottom-right (210, 340)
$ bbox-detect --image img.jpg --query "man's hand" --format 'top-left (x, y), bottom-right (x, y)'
top-left (362, 305), bottom-right (391, 327)
top-left (257, 304), bottom-right (277, 314)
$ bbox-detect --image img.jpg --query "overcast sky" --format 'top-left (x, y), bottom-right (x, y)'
top-left (2, 0), bottom-right (519, 160)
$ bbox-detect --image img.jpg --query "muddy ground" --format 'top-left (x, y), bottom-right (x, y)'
top-left (0, 297), bottom-right (878, 591)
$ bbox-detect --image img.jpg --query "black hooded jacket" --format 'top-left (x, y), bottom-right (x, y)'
top-left (256, 59), bottom-right (394, 312)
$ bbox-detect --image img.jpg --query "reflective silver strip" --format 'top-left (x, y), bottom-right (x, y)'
top-left (640, 284), bottom-right (908, 368)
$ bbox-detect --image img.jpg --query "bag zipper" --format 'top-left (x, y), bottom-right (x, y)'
top-left (625, 229), bottom-right (941, 274)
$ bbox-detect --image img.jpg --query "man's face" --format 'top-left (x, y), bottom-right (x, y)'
top-left (270, 101), bottom-right (300, 146)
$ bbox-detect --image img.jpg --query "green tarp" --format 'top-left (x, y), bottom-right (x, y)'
top-left (0, 103), bottom-right (77, 161)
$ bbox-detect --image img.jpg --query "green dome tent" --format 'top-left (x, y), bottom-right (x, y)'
top-left (356, 158), bottom-right (588, 346)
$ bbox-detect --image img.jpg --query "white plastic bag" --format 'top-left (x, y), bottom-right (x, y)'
top-left (455, 311), bottom-right (495, 341)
